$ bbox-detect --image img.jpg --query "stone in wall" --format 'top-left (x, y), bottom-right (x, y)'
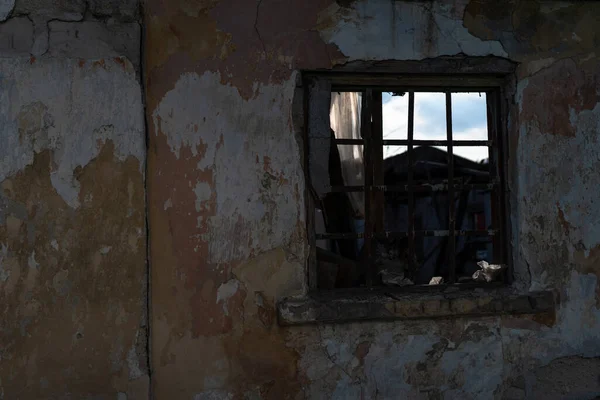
top-left (1, 0), bottom-right (141, 69)
top-left (0, 16), bottom-right (32, 54)
top-left (49, 20), bottom-right (140, 69)
top-left (88, 0), bottom-right (139, 21)
top-left (0, 0), bottom-right (15, 21)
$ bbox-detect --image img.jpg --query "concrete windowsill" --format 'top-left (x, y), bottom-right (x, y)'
top-left (277, 286), bottom-right (556, 326)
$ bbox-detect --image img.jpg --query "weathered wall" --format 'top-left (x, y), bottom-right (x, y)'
top-left (145, 0), bottom-right (600, 398)
top-left (0, 0), bottom-right (148, 398)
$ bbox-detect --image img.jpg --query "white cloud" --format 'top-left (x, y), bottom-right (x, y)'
top-left (382, 92), bottom-right (488, 161)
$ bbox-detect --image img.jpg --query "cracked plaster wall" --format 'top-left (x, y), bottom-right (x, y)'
top-left (146, 0), bottom-right (600, 399)
top-left (0, 0), bottom-right (147, 398)
top-left (3, 0), bottom-right (599, 398)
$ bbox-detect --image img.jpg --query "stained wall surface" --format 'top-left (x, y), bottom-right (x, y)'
top-left (0, 0), bottom-right (148, 398)
top-left (2, 0), bottom-right (600, 399)
top-left (145, 1), bottom-right (600, 399)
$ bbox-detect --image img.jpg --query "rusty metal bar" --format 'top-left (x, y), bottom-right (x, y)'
top-left (416, 229), bottom-right (498, 237)
top-left (316, 74), bottom-right (506, 88)
top-left (317, 233), bottom-right (368, 240)
top-left (330, 185), bottom-right (367, 192)
top-left (362, 89), bottom-right (374, 287)
top-left (333, 86), bottom-right (502, 94)
top-left (372, 92), bottom-right (385, 233)
top-left (304, 79), bottom-right (318, 291)
top-left (381, 139), bottom-right (491, 146)
top-left (334, 138), bottom-right (364, 145)
top-left (497, 87), bottom-right (511, 283)
top-left (316, 230), bottom-right (498, 240)
top-left (333, 139), bottom-right (491, 146)
top-left (446, 92), bottom-right (456, 284)
top-left (407, 91), bottom-right (416, 279)
top-left (330, 180), bottom-right (499, 193)
top-left (487, 90), bottom-right (503, 269)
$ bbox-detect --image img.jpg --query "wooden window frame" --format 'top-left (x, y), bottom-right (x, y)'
top-left (304, 71), bottom-right (513, 293)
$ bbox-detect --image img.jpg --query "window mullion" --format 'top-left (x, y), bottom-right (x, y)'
top-left (487, 90), bottom-right (503, 268)
top-left (361, 89), bottom-right (374, 287)
top-left (446, 91), bottom-right (456, 284)
top-left (372, 92), bottom-right (384, 234)
top-left (407, 91), bottom-right (416, 281)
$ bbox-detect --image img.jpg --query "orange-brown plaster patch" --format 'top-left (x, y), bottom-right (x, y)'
top-left (0, 143), bottom-right (147, 398)
top-left (520, 59), bottom-right (599, 137)
top-left (557, 204), bottom-right (574, 237)
top-left (144, 0), bottom-right (346, 113)
top-left (92, 59), bottom-right (107, 69)
top-left (114, 57), bottom-right (127, 70)
top-left (149, 119), bottom-right (245, 339)
top-left (502, 312), bottom-right (556, 330)
top-left (227, 328), bottom-right (302, 398)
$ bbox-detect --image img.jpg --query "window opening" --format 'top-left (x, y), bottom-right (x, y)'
top-left (307, 77), bottom-right (507, 291)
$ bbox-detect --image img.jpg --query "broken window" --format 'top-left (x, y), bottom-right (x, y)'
top-left (305, 74), bottom-right (509, 290)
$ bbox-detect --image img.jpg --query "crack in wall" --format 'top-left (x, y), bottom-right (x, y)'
top-left (138, 0), bottom-right (152, 397)
top-left (317, 326), bottom-right (362, 387)
top-left (254, 0), bottom-right (266, 59)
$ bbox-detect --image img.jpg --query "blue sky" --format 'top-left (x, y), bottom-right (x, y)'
top-left (382, 92), bottom-right (488, 161)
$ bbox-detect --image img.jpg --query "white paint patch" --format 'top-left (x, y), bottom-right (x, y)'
top-left (194, 391), bottom-right (233, 400)
top-left (50, 172), bottom-right (80, 209)
top-left (216, 279), bottom-right (239, 304)
top-left (153, 71), bottom-right (305, 264)
top-left (319, 1), bottom-right (507, 61)
top-left (127, 345), bottom-right (144, 380)
top-left (28, 251), bottom-right (39, 269)
top-left (0, 243), bottom-right (9, 282)
top-left (100, 246), bottom-right (112, 255)
top-left (524, 58), bottom-right (556, 77)
top-left (0, 267), bottom-right (9, 282)
top-left (515, 78), bottom-right (530, 114)
top-left (193, 181), bottom-right (212, 212)
top-left (163, 198), bottom-right (172, 210)
top-left (0, 58), bottom-right (145, 208)
top-left (216, 279), bottom-right (240, 316)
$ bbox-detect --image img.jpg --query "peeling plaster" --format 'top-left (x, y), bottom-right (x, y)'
top-left (194, 181), bottom-right (212, 212)
top-left (0, 57), bottom-right (145, 208)
top-left (0, 0), bottom-right (14, 21)
top-left (152, 71), bottom-right (304, 265)
top-left (319, 0), bottom-right (507, 61)
top-left (139, 0), bottom-right (600, 398)
top-left (518, 100), bottom-right (600, 272)
top-left (216, 279), bottom-right (240, 315)
top-left (27, 251), bottom-right (38, 269)
top-left (0, 62), bottom-right (147, 398)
